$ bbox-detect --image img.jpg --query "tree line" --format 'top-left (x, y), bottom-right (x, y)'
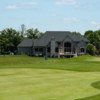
top-left (0, 24), bottom-right (43, 54)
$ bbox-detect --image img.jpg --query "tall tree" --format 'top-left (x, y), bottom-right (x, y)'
top-left (26, 28), bottom-right (43, 39)
top-left (86, 32), bottom-right (100, 49)
top-left (84, 30), bottom-right (93, 38)
top-left (0, 28), bottom-right (23, 53)
top-left (21, 24), bottom-right (26, 37)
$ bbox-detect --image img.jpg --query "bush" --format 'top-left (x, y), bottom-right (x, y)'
top-left (86, 44), bottom-right (95, 55)
top-left (35, 54), bottom-right (38, 57)
top-left (39, 54), bottom-right (42, 57)
top-left (98, 49), bottom-right (100, 55)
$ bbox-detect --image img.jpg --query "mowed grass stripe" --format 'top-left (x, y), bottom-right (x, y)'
top-left (0, 69), bottom-right (100, 100)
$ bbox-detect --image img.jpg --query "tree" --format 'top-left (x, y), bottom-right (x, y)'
top-left (86, 44), bottom-right (95, 55)
top-left (94, 30), bottom-right (100, 35)
top-left (72, 31), bottom-right (81, 35)
top-left (86, 32), bottom-right (100, 49)
top-left (0, 28), bottom-right (23, 53)
top-left (21, 24), bottom-right (26, 37)
top-left (38, 32), bottom-right (43, 38)
top-left (84, 30), bottom-right (93, 38)
top-left (26, 28), bottom-right (43, 39)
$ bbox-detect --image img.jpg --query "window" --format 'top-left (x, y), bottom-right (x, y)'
top-left (64, 48), bottom-right (71, 52)
top-left (81, 48), bottom-right (85, 52)
top-left (39, 48), bottom-right (43, 52)
top-left (64, 42), bottom-right (71, 47)
top-left (55, 47), bottom-right (58, 53)
top-left (35, 48), bottom-right (38, 52)
top-left (47, 47), bottom-right (50, 53)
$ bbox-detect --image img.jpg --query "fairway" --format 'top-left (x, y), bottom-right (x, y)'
top-left (0, 55), bottom-right (100, 100)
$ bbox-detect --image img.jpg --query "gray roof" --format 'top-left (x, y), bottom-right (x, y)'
top-left (74, 34), bottom-right (89, 42)
top-left (18, 39), bottom-right (33, 47)
top-left (18, 31), bottom-right (90, 47)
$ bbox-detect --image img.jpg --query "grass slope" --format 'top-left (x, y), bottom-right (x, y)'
top-left (0, 55), bottom-right (100, 72)
top-left (0, 55), bottom-right (100, 100)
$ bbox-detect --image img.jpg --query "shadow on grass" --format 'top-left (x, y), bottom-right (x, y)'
top-left (76, 81), bottom-right (100, 100)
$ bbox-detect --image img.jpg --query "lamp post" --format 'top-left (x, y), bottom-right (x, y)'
top-left (45, 46), bottom-right (48, 60)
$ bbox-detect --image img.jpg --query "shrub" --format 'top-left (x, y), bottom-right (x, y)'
top-left (39, 54), bottom-right (42, 57)
top-left (98, 49), bottom-right (100, 55)
top-left (86, 44), bottom-right (95, 55)
top-left (35, 54), bottom-right (38, 57)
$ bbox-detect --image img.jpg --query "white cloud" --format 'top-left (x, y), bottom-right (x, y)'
top-left (75, 5), bottom-right (80, 8)
top-left (55, 0), bottom-right (76, 5)
top-left (75, 2), bottom-right (93, 9)
top-left (22, 2), bottom-right (38, 5)
top-left (91, 21), bottom-right (99, 25)
top-left (63, 18), bottom-right (80, 23)
top-left (52, 14), bottom-right (57, 16)
top-left (6, 2), bottom-right (38, 9)
top-left (6, 5), bottom-right (31, 9)
top-left (6, 5), bottom-right (17, 9)
top-left (28, 2), bottom-right (38, 5)
top-left (91, 21), bottom-right (100, 29)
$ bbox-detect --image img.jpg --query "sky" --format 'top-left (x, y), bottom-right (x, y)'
top-left (0, 0), bottom-right (100, 35)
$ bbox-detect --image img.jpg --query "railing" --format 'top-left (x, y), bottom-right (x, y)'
top-left (60, 52), bottom-right (75, 55)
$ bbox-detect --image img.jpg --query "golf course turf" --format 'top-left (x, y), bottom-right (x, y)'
top-left (0, 55), bottom-right (100, 100)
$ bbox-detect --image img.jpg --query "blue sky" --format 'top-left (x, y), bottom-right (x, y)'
top-left (0, 0), bottom-right (100, 34)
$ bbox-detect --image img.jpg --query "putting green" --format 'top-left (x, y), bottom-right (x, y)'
top-left (0, 69), bottom-right (100, 100)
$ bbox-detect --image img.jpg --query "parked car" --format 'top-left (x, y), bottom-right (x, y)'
top-left (10, 52), bottom-right (14, 55)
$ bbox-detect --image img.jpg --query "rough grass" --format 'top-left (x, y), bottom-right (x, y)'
top-left (0, 55), bottom-right (100, 100)
top-left (0, 55), bottom-right (100, 72)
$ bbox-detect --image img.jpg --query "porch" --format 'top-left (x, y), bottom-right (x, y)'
top-left (59, 52), bottom-right (77, 57)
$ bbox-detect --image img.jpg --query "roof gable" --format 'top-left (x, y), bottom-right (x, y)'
top-left (63, 35), bottom-right (73, 42)
top-left (76, 40), bottom-right (87, 47)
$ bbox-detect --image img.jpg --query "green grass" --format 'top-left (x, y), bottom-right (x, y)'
top-left (77, 81), bottom-right (100, 100)
top-left (0, 55), bottom-right (100, 100)
top-left (0, 55), bottom-right (100, 72)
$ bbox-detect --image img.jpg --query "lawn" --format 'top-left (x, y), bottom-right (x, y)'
top-left (0, 55), bottom-right (100, 100)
